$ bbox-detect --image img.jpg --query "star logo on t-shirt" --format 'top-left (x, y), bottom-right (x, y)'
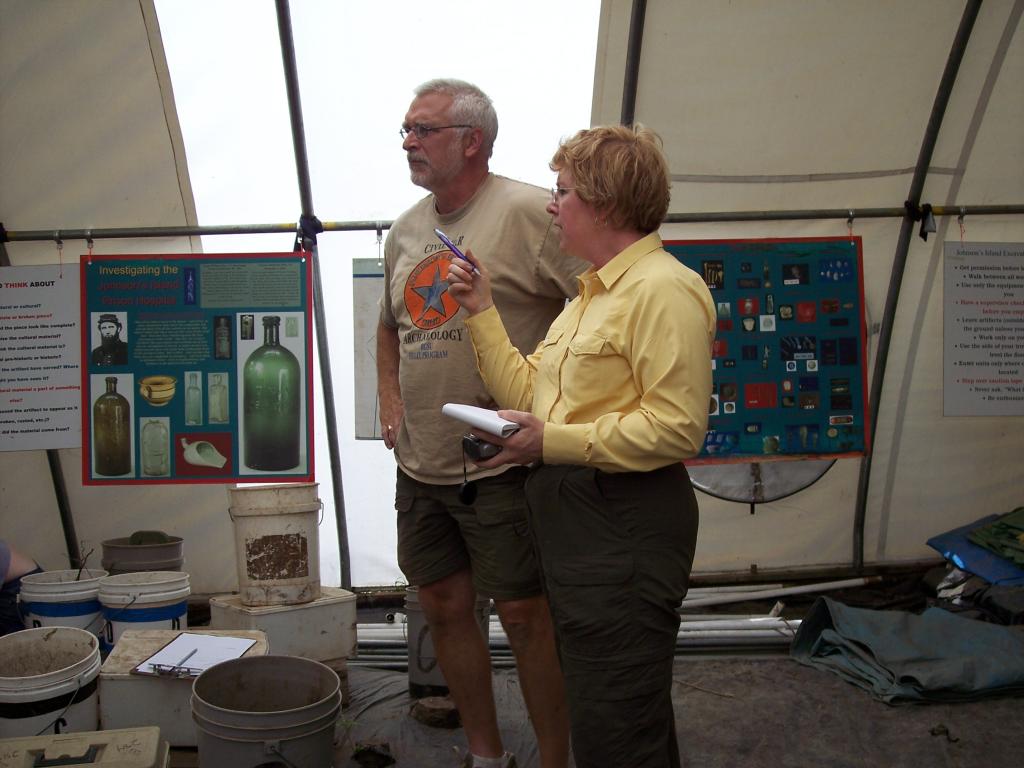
top-left (404, 251), bottom-right (461, 330)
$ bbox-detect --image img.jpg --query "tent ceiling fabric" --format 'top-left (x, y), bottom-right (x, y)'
top-left (1, 0), bottom-right (198, 254)
top-left (1, 0), bottom-right (236, 593)
top-left (1, 0), bottom-right (1021, 586)
top-left (593, 0), bottom-right (1024, 572)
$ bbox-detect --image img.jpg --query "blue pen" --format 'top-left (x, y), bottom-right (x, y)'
top-left (435, 228), bottom-right (479, 275)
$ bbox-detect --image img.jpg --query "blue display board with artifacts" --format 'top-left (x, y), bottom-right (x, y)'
top-left (666, 237), bottom-right (869, 461)
top-left (80, 253), bottom-right (314, 484)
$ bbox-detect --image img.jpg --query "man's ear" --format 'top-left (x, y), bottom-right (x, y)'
top-left (462, 127), bottom-right (485, 159)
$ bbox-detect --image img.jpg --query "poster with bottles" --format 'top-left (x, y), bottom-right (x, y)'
top-left (80, 253), bottom-right (313, 484)
top-left (666, 237), bottom-right (869, 461)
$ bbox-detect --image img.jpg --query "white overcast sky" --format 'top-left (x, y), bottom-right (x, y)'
top-left (154, 0), bottom-right (603, 585)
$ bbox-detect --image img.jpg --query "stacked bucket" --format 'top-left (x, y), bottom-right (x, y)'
top-left (193, 482), bottom-right (347, 768)
top-left (225, 483), bottom-right (322, 607)
top-left (1, 553), bottom-right (189, 743)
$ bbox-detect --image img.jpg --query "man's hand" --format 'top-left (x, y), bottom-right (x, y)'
top-left (376, 320), bottom-right (404, 450)
top-left (379, 395), bottom-right (404, 450)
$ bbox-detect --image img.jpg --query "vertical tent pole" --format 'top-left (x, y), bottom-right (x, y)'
top-left (620, 0), bottom-right (647, 126)
top-left (852, 0), bottom-right (982, 570)
top-left (275, 0), bottom-right (351, 588)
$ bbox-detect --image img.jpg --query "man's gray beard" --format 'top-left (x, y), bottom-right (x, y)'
top-left (409, 143), bottom-right (464, 191)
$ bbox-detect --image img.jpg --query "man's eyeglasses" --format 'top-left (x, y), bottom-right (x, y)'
top-left (550, 186), bottom-right (576, 201)
top-left (399, 124), bottom-right (472, 140)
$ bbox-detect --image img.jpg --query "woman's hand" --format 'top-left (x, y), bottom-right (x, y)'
top-left (470, 409), bottom-right (544, 469)
top-left (446, 248), bottom-right (493, 316)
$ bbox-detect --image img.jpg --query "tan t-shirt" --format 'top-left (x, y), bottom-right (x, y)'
top-left (380, 174), bottom-right (584, 484)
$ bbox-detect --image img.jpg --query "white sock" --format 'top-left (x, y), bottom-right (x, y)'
top-left (471, 752), bottom-right (512, 768)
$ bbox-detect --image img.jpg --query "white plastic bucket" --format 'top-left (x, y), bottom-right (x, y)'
top-left (192, 655), bottom-right (340, 768)
top-left (228, 483), bottom-right (322, 606)
top-left (0, 626), bottom-right (101, 738)
top-left (98, 571), bottom-right (190, 651)
top-left (405, 586), bottom-right (492, 698)
top-left (19, 569), bottom-right (108, 636)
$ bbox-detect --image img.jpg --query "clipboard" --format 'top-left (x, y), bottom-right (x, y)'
top-left (132, 631), bottom-right (257, 678)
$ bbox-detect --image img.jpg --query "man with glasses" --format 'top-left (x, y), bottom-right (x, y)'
top-left (377, 79), bottom-right (582, 768)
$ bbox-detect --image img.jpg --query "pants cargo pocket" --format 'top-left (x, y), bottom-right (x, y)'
top-left (548, 553), bottom-right (638, 662)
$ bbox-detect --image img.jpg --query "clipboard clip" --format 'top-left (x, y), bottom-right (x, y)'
top-left (148, 661), bottom-right (202, 678)
top-left (149, 646), bottom-right (200, 677)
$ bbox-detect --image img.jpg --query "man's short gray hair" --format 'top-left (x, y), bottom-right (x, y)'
top-left (414, 78), bottom-right (498, 158)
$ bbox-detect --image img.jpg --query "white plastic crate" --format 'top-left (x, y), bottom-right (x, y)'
top-left (209, 585), bottom-right (357, 661)
top-left (0, 727), bottom-right (169, 767)
top-left (98, 629), bottom-right (268, 747)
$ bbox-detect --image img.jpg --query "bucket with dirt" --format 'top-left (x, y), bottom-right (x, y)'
top-left (0, 626), bottom-right (101, 738)
top-left (227, 483), bottom-right (322, 606)
top-left (191, 655), bottom-right (341, 768)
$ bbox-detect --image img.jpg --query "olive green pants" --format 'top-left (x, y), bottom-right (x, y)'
top-left (525, 463), bottom-right (699, 768)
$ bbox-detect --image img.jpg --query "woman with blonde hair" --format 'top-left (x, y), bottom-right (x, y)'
top-left (448, 124), bottom-right (715, 766)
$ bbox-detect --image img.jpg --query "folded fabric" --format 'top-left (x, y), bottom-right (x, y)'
top-left (968, 506), bottom-right (1024, 566)
top-left (791, 596), bottom-right (1024, 704)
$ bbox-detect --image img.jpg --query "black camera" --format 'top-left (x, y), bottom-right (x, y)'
top-left (462, 434), bottom-right (501, 461)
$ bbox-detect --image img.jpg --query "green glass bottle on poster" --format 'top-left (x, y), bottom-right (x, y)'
top-left (94, 376), bottom-right (131, 476)
top-left (209, 373), bottom-right (228, 424)
top-left (243, 315), bottom-right (300, 470)
top-left (141, 418), bottom-right (168, 476)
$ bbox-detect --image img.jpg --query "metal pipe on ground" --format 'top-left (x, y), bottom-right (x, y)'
top-left (680, 576), bottom-right (879, 608)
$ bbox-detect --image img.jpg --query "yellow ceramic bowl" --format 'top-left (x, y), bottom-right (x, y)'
top-left (140, 375), bottom-right (176, 406)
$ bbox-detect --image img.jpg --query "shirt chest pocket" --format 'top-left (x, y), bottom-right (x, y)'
top-left (565, 332), bottom-right (630, 384)
top-left (568, 333), bottom-right (609, 357)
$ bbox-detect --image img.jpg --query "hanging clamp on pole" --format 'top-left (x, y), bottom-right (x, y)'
top-left (293, 214), bottom-right (324, 252)
top-left (904, 201), bottom-right (936, 241)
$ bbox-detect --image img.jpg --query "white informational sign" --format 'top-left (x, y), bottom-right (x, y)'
top-left (943, 242), bottom-right (1024, 416)
top-left (0, 265), bottom-right (82, 450)
top-left (352, 258), bottom-right (384, 440)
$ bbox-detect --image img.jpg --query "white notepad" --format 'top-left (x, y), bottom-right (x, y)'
top-left (441, 403), bottom-right (520, 437)
top-left (133, 632), bottom-right (257, 677)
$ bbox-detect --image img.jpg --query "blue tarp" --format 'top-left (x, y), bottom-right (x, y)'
top-left (926, 515), bottom-right (1024, 586)
top-left (791, 596), bottom-right (1024, 704)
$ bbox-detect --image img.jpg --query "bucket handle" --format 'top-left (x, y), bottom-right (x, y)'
top-left (264, 742), bottom-right (300, 768)
top-left (228, 499), bottom-right (325, 525)
top-left (98, 594), bottom-right (138, 643)
top-left (32, 676), bottom-right (84, 737)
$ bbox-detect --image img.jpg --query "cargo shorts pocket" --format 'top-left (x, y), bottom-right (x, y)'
top-left (548, 554), bottom-right (636, 660)
top-left (474, 473), bottom-right (531, 537)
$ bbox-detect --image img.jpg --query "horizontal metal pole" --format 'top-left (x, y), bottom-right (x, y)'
top-left (664, 203), bottom-right (1024, 224)
top-left (681, 576), bottom-right (879, 608)
top-left (5, 204), bottom-right (1021, 243)
top-left (3, 220), bottom-right (393, 242)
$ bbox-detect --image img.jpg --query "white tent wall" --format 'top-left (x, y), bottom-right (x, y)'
top-left (2, 0), bottom-right (1021, 591)
top-left (1, 0), bottom-right (237, 594)
top-left (594, 0), bottom-right (1024, 574)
